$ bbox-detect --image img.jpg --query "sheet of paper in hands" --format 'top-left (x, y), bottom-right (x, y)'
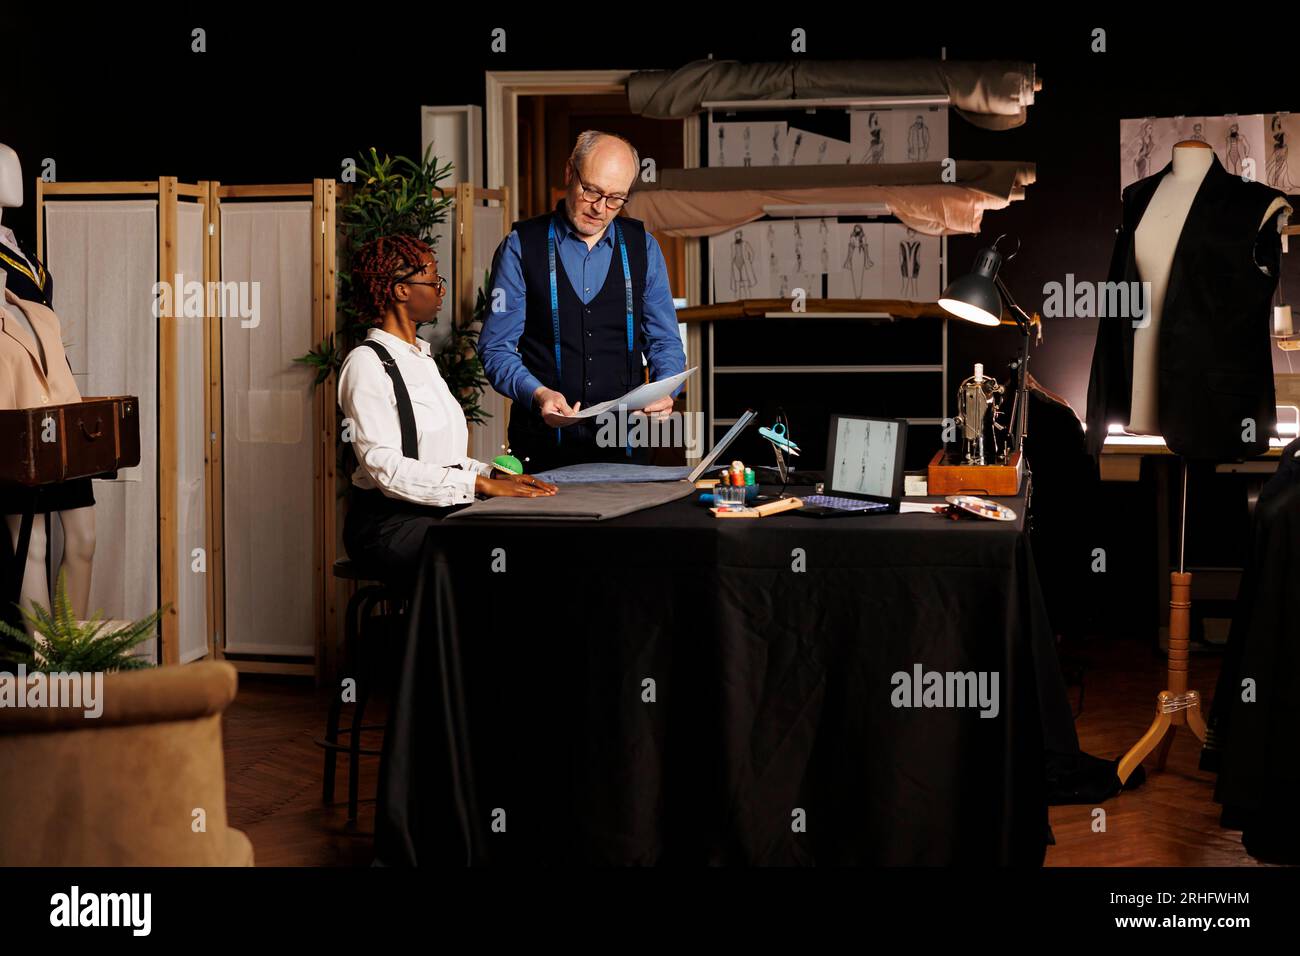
top-left (552, 367), bottom-right (697, 424)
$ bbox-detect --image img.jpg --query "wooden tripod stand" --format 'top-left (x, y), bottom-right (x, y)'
top-left (1118, 460), bottom-right (1207, 784)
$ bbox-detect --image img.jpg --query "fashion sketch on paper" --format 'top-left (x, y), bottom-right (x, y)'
top-left (842, 224), bottom-right (876, 297)
top-left (1134, 121), bottom-right (1154, 180)
top-left (1225, 123), bottom-right (1250, 176)
top-left (863, 112), bottom-right (885, 164)
top-left (1267, 115), bottom-right (1296, 191)
top-left (899, 228), bottom-right (922, 299)
top-left (729, 230), bottom-right (757, 298)
top-left (906, 114), bottom-right (932, 162)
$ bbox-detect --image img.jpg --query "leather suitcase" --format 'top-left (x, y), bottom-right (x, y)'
top-left (0, 395), bottom-right (141, 487)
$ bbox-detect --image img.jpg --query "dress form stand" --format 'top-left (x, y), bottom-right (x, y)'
top-left (1118, 141), bottom-right (1209, 783)
top-left (1118, 459), bottom-right (1207, 783)
top-left (1114, 140), bottom-right (1290, 783)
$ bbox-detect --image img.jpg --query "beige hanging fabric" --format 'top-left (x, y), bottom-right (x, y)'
top-left (44, 199), bottom-right (159, 634)
top-left (629, 161), bottom-right (1036, 237)
top-left (219, 201), bottom-right (316, 657)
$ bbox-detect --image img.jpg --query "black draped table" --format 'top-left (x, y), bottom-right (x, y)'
top-left (375, 483), bottom-right (1080, 866)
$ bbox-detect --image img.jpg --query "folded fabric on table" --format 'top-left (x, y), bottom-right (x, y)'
top-left (532, 462), bottom-right (694, 484)
top-left (446, 480), bottom-right (694, 520)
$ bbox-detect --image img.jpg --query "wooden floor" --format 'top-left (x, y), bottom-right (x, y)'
top-left (223, 677), bottom-right (381, 867)
top-left (222, 636), bottom-right (1267, 867)
top-left (1045, 636), bottom-right (1271, 867)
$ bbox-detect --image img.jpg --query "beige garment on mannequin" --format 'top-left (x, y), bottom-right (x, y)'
top-left (0, 287), bottom-right (96, 621)
top-left (0, 287), bottom-right (79, 408)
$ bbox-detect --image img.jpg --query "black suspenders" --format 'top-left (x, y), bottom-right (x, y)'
top-left (358, 340), bottom-right (419, 460)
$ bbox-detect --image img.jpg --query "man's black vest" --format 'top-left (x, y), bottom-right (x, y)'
top-left (1085, 157), bottom-right (1287, 461)
top-left (512, 203), bottom-right (648, 440)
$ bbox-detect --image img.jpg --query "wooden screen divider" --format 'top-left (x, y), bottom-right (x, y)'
top-left (319, 179), bottom-right (338, 686)
top-left (35, 177), bottom-right (196, 666)
top-left (35, 178), bottom-right (335, 676)
top-left (209, 182), bottom-right (334, 680)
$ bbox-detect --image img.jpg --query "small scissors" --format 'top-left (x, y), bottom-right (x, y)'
top-left (758, 421), bottom-right (801, 456)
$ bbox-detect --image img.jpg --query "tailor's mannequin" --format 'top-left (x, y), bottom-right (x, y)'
top-left (0, 146), bottom-right (40, 280)
top-left (0, 143), bottom-right (97, 621)
top-left (1127, 141), bottom-right (1293, 435)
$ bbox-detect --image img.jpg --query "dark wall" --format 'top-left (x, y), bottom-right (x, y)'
top-left (7, 16), bottom-right (1295, 640)
top-left (8, 15), bottom-right (1297, 415)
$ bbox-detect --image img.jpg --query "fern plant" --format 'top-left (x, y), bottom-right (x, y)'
top-left (0, 570), bottom-right (162, 672)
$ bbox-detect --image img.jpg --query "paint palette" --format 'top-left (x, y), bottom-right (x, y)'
top-left (945, 495), bottom-right (1017, 522)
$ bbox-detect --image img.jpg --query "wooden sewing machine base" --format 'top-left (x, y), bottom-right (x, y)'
top-left (1117, 571), bottom-right (1207, 785)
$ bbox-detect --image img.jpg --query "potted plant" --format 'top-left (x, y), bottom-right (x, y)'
top-left (0, 569), bottom-right (161, 672)
top-left (295, 145), bottom-right (489, 422)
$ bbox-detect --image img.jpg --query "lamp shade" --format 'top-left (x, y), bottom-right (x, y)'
top-left (939, 246), bottom-right (1003, 326)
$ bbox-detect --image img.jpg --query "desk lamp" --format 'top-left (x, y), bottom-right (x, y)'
top-left (938, 236), bottom-right (1039, 462)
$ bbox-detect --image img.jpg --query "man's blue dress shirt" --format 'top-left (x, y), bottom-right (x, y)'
top-left (478, 209), bottom-right (687, 409)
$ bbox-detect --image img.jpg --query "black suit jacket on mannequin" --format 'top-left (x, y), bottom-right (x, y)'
top-left (1085, 157), bottom-right (1287, 461)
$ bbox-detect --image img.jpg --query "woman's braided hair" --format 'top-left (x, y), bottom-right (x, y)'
top-left (352, 234), bottom-right (433, 324)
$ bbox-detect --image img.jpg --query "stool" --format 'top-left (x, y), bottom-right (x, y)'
top-left (317, 558), bottom-right (408, 825)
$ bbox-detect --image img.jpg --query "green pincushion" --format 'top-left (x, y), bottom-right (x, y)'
top-left (492, 454), bottom-right (523, 476)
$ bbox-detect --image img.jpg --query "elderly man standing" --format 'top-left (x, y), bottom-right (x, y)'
top-left (478, 130), bottom-right (687, 474)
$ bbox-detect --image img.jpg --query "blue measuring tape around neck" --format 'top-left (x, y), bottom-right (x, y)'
top-left (546, 217), bottom-right (636, 447)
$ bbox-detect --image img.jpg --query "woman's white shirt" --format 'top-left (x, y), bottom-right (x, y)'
top-left (337, 328), bottom-right (491, 506)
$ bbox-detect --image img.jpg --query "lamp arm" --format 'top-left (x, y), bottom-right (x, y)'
top-left (994, 275), bottom-right (1035, 332)
top-left (993, 275), bottom-right (1033, 458)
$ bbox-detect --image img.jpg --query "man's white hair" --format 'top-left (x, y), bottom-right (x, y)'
top-left (568, 131), bottom-right (640, 187)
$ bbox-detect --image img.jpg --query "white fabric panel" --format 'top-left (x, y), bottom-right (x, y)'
top-left (176, 202), bottom-right (209, 663)
top-left (220, 201), bottom-right (316, 656)
top-left (469, 202), bottom-right (509, 464)
top-left (44, 201), bottom-right (159, 660)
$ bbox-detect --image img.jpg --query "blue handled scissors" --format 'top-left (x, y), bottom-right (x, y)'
top-left (758, 422), bottom-right (801, 456)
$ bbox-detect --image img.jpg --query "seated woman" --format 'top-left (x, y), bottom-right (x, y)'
top-left (339, 235), bottom-right (555, 587)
